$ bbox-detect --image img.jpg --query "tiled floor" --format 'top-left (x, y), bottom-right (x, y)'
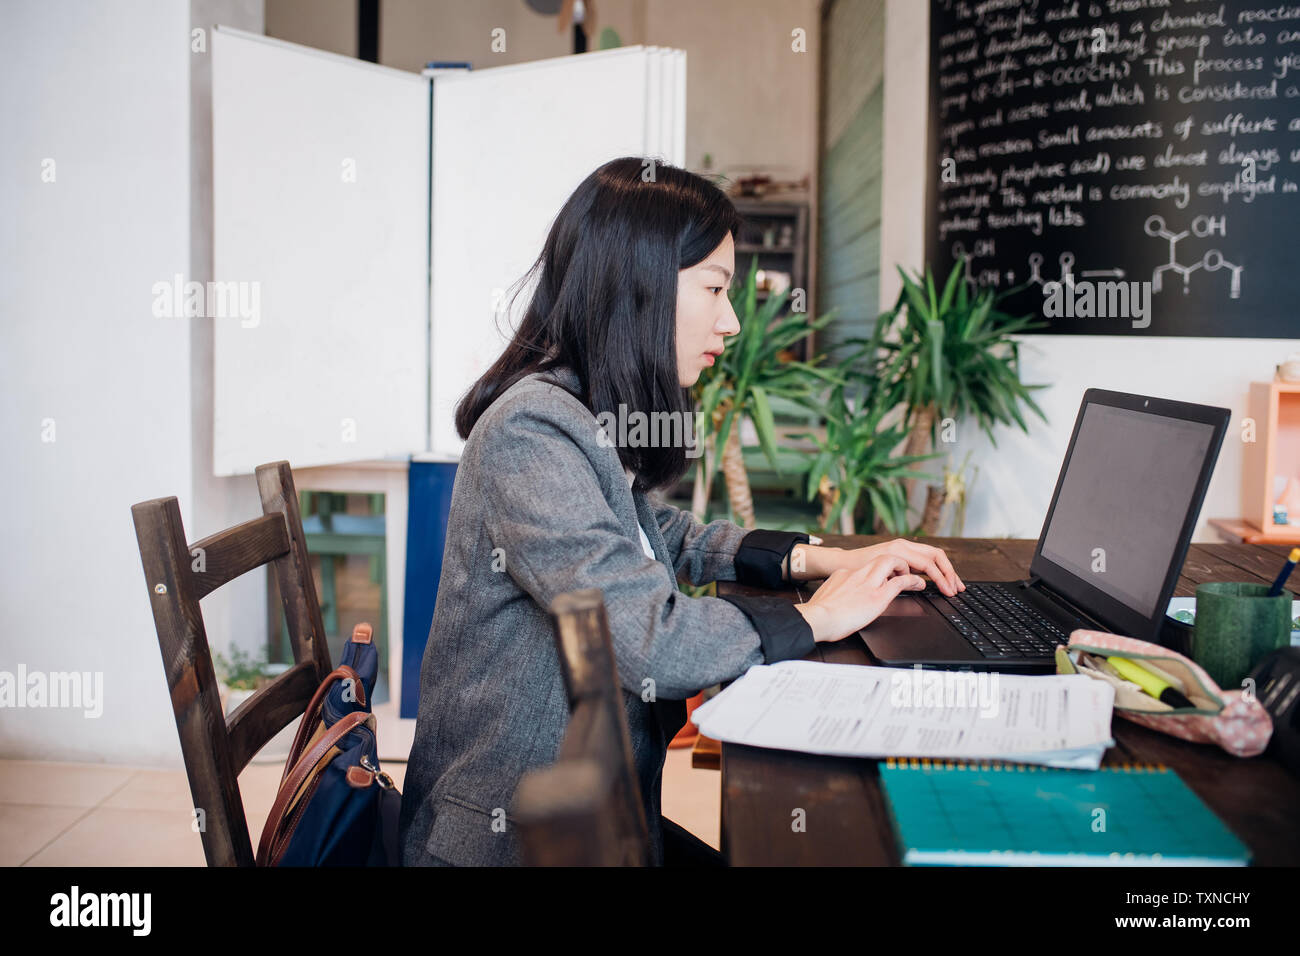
top-left (0, 744), bottom-right (720, 865)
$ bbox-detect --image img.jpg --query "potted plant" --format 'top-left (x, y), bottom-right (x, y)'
top-left (868, 261), bottom-right (1046, 534)
top-left (690, 256), bottom-right (840, 527)
top-left (793, 344), bottom-right (939, 535)
top-left (213, 645), bottom-right (273, 716)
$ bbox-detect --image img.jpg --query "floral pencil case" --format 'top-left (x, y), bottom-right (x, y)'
top-left (1055, 629), bottom-right (1273, 758)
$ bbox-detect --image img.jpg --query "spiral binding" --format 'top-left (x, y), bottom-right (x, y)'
top-left (882, 757), bottom-right (1167, 772)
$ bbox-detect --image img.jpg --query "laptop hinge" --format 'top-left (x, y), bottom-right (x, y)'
top-left (1031, 577), bottom-right (1105, 629)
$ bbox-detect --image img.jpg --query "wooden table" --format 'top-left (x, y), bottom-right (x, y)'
top-left (715, 537), bottom-right (1300, 866)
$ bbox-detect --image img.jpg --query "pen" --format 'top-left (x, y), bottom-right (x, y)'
top-left (1266, 547), bottom-right (1300, 597)
top-left (1107, 656), bottom-right (1194, 709)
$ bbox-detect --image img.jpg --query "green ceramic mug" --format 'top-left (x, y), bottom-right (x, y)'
top-left (1192, 582), bottom-right (1293, 690)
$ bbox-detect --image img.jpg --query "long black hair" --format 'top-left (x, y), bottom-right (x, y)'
top-left (454, 156), bottom-right (742, 492)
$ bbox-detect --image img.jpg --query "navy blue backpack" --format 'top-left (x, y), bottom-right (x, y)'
top-left (257, 623), bottom-right (402, 866)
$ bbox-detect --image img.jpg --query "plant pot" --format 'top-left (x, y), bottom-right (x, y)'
top-left (221, 674), bottom-right (298, 763)
top-left (222, 686), bottom-right (255, 717)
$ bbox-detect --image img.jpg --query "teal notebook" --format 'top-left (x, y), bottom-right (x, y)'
top-left (879, 759), bottom-right (1250, 866)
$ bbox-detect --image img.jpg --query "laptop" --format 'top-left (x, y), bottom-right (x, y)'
top-left (860, 389), bottom-right (1230, 674)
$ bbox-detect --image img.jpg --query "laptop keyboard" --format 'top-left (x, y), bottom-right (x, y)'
top-left (923, 583), bottom-right (1073, 660)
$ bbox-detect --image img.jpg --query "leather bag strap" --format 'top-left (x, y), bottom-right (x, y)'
top-left (281, 664), bottom-right (364, 785)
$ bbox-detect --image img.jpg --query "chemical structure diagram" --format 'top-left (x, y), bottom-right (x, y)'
top-left (1024, 250), bottom-right (1123, 287)
top-left (951, 215), bottom-right (1244, 301)
top-left (1143, 215), bottom-right (1243, 299)
top-left (950, 239), bottom-right (1003, 287)
top-left (950, 241), bottom-right (1125, 290)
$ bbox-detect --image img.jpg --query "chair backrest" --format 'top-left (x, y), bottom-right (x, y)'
top-left (512, 588), bottom-right (651, 866)
top-left (131, 460), bottom-right (331, 866)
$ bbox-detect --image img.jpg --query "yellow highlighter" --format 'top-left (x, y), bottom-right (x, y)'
top-left (1107, 656), bottom-right (1194, 709)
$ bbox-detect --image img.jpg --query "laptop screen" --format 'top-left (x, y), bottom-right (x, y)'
top-left (1038, 401), bottom-right (1218, 621)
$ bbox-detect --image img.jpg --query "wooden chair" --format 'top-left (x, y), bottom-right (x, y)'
top-left (131, 460), bottom-right (332, 866)
top-left (512, 589), bottom-right (651, 866)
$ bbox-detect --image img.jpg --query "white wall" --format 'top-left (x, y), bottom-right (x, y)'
top-left (1, 0), bottom-right (193, 764)
top-left (957, 338), bottom-right (1291, 540)
top-left (0, 0), bottom-right (265, 766)
top-left (643, 0), bottom-right (819, 180)
top-left (879, 0), bottom-right (1297, 542)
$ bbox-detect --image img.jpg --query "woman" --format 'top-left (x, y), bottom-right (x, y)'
top-left (398, 156), bottom-right (964, 866)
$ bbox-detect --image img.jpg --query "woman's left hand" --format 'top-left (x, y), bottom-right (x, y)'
top-left (791, 539), bottom-right (965, 596)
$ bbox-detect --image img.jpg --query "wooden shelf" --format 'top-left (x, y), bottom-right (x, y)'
top-left (732, 198), bottom-right (811, 360)
top-left (1242, 379), bottom-right (1300, 537)
top-left (1209, 518), bottom-right (1300, 546)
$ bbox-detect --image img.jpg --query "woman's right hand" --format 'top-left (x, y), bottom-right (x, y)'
top-left (793, 555), bottom-right (926, 644)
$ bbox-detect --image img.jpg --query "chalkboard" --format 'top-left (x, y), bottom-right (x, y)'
top-left (926, 0), bottom-right (1300, 337)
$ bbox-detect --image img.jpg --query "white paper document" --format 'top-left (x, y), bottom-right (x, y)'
top-left (691, 660), bottom-right (1115, 770)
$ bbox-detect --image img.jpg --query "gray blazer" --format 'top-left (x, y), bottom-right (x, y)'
top-left (398, 365), bottom-right (812, 866)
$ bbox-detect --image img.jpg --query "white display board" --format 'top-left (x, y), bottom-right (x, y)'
top-left (428, 47), bottom-right (687, 458)
top-left (211, 31), bottom-right (685, 470)
top-left (211, 27), bottom-right (429, 475)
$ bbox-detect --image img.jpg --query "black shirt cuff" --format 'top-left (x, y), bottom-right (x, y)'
top-left (733, 529), bottom-right (810, 591)
top-left (718, 593), bottom-right (816, 663)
